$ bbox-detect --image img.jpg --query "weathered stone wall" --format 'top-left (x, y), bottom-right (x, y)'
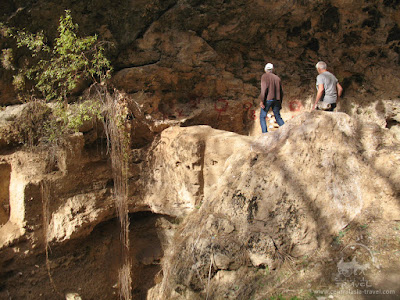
top-left (1, 111), bottom-right (399, 298)
top-left (1, 0), bottom-right (400, 130)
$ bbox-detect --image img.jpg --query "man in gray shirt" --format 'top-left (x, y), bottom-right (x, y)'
top-left (312, 61), bottom-right (343, 111)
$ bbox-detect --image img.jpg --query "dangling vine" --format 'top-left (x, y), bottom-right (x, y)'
top-left (102, 87), bottom-right (132, 300)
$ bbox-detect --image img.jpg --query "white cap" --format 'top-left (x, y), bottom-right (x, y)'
top-left (264, 63), bottom-right (274, 72)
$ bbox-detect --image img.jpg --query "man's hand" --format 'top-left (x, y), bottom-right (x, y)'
top-left (260, 101), bottom-right (265, 109)
top-left (313, 84), bottom-right (325, 111)
top-left (312, 99), bottom-right (319, 111)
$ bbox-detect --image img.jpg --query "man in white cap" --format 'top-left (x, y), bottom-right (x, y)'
top-left (259, 63), bottom-right (285, 133)
top-left (312, 61), bottom-right (343, 111)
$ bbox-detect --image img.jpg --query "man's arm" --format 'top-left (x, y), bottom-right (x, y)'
top-left (336, 82), bottom-right (343, 103)
top-left (259, 76), bottom-right (266, 109)
top-left (312, 84), bottom-right (324, 110)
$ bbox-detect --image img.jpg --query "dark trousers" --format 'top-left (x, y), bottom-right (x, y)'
top-left (260, 100), bottom-right (285, 133)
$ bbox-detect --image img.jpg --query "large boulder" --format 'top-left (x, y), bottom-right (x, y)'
top-left (147, 111), bottom-right (400, 299)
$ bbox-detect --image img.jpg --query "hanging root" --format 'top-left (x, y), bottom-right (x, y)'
top-left (101, 87), bottom-right (133, 300)
top-left (119, 259), bottom-right (132, 300)
top-left (40, 181), bottom-right (63, 298)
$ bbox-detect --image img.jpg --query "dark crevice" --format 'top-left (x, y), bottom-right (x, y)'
top-left (114, 58), bottom-right (162, 72)
top-left (386, 117), bottom-right (399, 129)
top-left (135, 1), bottom-right (178, 41)
top-left (383, 0), bottom-right (400, 8)
top-left (197, 141), bottom-right (206, 206)
top-left (362, 6), bottom-right (382, 30)
top-left (387, 24), bottom-right (400, 43)
top-left (0, 163), bottom-right (11, 226)
top-left (319, 5), bottom-right (340, 33)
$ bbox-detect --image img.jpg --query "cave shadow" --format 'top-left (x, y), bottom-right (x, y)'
top-left (0, 162), bottom-right (11, 226)
top-left (14, 211), bottom-right (172, 300)
top-left (129, 211), bottom-right (169, 300)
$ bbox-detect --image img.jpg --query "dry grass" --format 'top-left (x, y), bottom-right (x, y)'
top-left (158, 202), bottom-right (250, 299)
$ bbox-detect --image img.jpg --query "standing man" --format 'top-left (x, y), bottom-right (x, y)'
top-left (259, 63), bottom-right (285, 133)
top-left (312, 61), bottom-right (343, 111)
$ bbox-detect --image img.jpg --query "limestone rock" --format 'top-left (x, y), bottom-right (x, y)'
top-left (47, 191), bottom-right (110, 243)
top-left (152, 112), bottom-right (400, 298)
top-left (248, 252), bottom-right (273, 268)
top-left (213, 253), bottom-right (232, 270)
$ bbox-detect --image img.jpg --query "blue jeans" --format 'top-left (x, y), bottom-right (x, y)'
top-left (260, 100), bottom-right (284, 133)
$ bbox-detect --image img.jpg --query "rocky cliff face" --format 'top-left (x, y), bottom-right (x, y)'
top-left (1, 1), bottom-right (400, 299)
top-left (1, 0), bottom-right (400, 132)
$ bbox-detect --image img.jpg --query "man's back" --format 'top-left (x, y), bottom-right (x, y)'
top-left (261, 72), bottom-right (283, 101)
top-left (316, 71), bottom-right (338, 104)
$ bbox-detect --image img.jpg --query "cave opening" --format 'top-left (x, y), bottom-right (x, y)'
top-left (7, 211), bottom-right (176, 300)
top-left (0, 163), bottom-right (11, 226)
top-left (130, 211), bottom-right (173, 300)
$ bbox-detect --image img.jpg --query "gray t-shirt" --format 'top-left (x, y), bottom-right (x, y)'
top-left (316, 71), bottom-right (338, 104)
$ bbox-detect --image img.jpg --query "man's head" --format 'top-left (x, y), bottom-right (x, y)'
top-left (264, 63), bottom-right (274, 73)
top-left (315, 61), bottom-right (327, 74)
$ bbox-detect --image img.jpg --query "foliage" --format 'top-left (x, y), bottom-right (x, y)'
top-left (0, 99), bottom-right (102, 149)
top-left (333, 226), bottom-right (350, 245)
top-left (66, 100), bottom-right (103, 132)
top-left (0, 10), bottom-right (112, 147)
top-left (43, 100), bottom-right (102, 146)
top-left (1, 48), bottom-right (14, 70)
top-left (1, 10), bottom-right (112, 102)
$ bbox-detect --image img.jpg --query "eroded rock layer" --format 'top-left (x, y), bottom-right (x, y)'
top-left (0, 111), bottom-right (399, 299)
